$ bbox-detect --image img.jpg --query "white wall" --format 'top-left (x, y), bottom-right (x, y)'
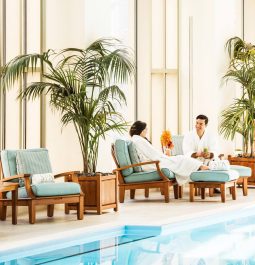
top-left (45, 0), bottom-right (86, 173)
top-left (179, 0), bottom-right (243, 155)
top-left (136, 0), bottom-right (243, 155)
top-left (163, 0), bottom-right (243, 155)
top-left (2, 0), bottom-right (254, 173)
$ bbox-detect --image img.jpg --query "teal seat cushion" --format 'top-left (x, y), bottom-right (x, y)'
top-left (128, 142), bottom-right (142, 172)
top-left (230, 165), bottom-right (251, 177)
top-left (124, 168), bottom-right (175, 183)
top-left (190, 170), bottom-right (239, 182)
top-left (115, 139), bottom-right (133, 176)
top-left (6, 182), bottom-right (81, 198)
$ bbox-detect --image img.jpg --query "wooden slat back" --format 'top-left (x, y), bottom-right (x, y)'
top-left (111, 144), bottom-right (125, 184)
top-left (111, 144), bottom-right (120, 168)
top-left (0, 158), bottom-right (3, 180)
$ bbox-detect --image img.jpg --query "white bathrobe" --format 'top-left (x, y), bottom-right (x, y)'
top-left (131, 135), bottom-right (202, 185)
top-left (182, 129), bottom-right (218, 159)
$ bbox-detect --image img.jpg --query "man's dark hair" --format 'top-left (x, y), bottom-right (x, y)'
top-left (196, 114), bottom-right (208, 125)
top-left (129, 121), bottom-right (147, 136)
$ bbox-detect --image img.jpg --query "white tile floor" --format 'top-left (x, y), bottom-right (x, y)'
top-left (1, 186), bottom-right (255, 251)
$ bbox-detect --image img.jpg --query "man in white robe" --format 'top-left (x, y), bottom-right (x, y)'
top-left (183, 114), bottom-right (219, 165)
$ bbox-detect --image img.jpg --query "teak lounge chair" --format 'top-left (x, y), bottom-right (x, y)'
top-left (0, 148), bottom-right (84, 224)
top-left (112, 139), bottom-right (181, 203)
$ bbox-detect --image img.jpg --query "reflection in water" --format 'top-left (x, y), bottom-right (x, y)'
top-left (3, 215), bottom-right (255, 265)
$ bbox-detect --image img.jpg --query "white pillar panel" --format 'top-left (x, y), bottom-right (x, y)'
top-left (166, 74), bottom-right (178, 134)
top-left (27, 0), bottom-right (40, 53)
top-left (45, 0), bottom-right (86, 172)
top-left (26, 73), bottom-right (40, 149)
top-left (151, 0), bottom-right (164, 69)
top-left (179, 0), bottom-right (242, 156)
top-left (45, 101), bottom-right (83, 173)
top-left (45, 0), bottom-right (86, 49)
top-left (166, 0), bottom-right (178, 69)
top-left (85, 0), bottom-right (135, 122)
top-left (151, 74), bottom-right (165, 148)
top-left (244, 0), bottom-right (255, 43)
top-left (5, 0), bottom-right (21, 149)
top-left (137, 0), bottom-right (152, 133)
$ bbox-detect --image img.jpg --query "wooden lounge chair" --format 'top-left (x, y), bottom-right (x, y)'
top-left (0, 148), bottom-right (84, 224)
top-left (111, 139), bottom-right (181, 203)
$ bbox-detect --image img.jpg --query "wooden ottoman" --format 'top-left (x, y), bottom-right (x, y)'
top-left (229, 165), bottom-right (251, 196)
top-left (189, 170), bottom-right (239, 203)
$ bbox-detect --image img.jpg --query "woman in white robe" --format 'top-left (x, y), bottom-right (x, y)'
top-left (130, 121), bottom-right (209, 185)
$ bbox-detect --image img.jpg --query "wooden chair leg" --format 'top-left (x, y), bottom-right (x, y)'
top-left (179, 186), bottom-right (183, 199)
top-left (195, 187), bottom-right (201, 196)
top-left (242, 178), bottom-right (248, 196)
top-left (160, 187), bottom-right (164, 195)
top-left (0, 193), bottom-right (6, 221)
top-left (145, 188), bottom-right (149, 198)
top-left (65, 204), bottom-right (70, 214)
top-left (130, 189), bottom-right (135, 199)
top-left (0, 205), bottom-right (7, 221)
top-left (189, 183), bottom-right (194, 202)
top-left (47, 205), bottom-right (54, 217)
top-left (209, 188), bottom-right (214, 197)
top-left (119, 187), bottom-right (125, 203)
top-left (194, 187), bottom-right (197, 196)
top-left (28, 201), bottom-right (36, 224)
top-left (11, 189), bottom-right (17, 225)
top-left (164, 183), bottom-right (170, 203)
top-left (77, 196), bottom-right (84, 220)
top-left (201, 188), bottom-right (205, 199)
top-left (231, 182), bottom-right (237, 200)
top-left (173, 185), bottom-right (179, 199)
top-left (220, 184), bottom-right (226, 203)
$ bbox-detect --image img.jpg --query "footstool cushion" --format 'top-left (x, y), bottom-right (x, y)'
top-left (190, 170), bottom-right (239, 182)
top-left (230, 165), bottom-right (251, 177)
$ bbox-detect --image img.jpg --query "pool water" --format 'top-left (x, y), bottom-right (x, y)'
top-left (1, 207), bottom-right (255, 265)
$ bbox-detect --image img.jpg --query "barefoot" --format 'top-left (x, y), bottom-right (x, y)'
top-left (199, 165), bottom-right (209, 171)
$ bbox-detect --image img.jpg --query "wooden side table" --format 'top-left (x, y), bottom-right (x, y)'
top-left (0, 183), bottom-right (19, 224)
top-left (66, 174), bottom-right (118, 215)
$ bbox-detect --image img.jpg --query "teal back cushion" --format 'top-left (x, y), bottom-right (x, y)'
top-left (1, 148), bottom-right (51, 177)
top-left (114, 139), bottom-right (133, 176)
top-left (171, 135), bottom-right (184, 156)
top-left (128, 142), bottom-right (142, 172)
top-left (16, 149), bottom-right (52, 174)
top-left (1, 150), bottom-right (19, 178)
top-left (1, 148), bottom-right (51, 186)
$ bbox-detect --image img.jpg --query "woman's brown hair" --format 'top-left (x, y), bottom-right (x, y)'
top-left (129, 121), bottom-right (147, 136)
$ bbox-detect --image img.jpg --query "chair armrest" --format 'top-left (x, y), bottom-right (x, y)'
top-left (55, 171), bottom-right (80, 183)
top-left (54, 171), bottom-right (80, 178)
top-left (1, 174), bottom-right (35, 198)
top-left (1, 174), bottom-right (29, 182)
top-left (113, 160), bottom-right (160, 172)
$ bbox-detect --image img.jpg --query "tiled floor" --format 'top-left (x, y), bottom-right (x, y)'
top-left (1, 186), bottom-right (255, 252)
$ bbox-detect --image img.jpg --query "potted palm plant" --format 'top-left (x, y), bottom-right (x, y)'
top-left (220, 36), bottom-right (255, 185)
top-left (0, 38), bottom-right (135, 212)
top-left (220, 36), bottom-right (255, 157)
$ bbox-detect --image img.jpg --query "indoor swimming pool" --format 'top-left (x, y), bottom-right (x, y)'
top-left (1, 206), bottom-right (255, 264)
